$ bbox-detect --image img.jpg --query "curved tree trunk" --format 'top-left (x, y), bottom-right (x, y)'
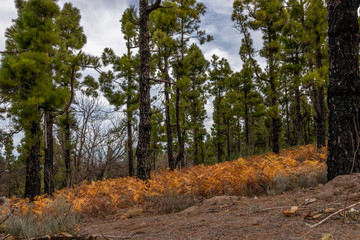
top-left (327, 0), bottom-right (360, 181)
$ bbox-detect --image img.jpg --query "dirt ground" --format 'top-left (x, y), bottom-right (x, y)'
top-left (79, 175), bottom-right (360, 240)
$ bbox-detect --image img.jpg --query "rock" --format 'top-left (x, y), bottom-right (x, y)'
top-left (318, 173), bottom-right (360, 201)
top-left (0, 197), bottom-right (9, 206)
top-left (202, 196), bottom-right (238, 206)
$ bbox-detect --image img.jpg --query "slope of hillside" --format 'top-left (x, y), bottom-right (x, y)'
top-left (4, 145), bottom-right (327, 217)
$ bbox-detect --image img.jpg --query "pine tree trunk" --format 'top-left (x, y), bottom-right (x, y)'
top-left (64, 111), bottom-right (71, 187)
top-left (136, 0), bottom-right (159, 180)
top-left (127, 111), bottom-right (134, 176)
top-left (314, 34), bottom-right (326, 149)
top-left (175, 86), bottom-right (185, 167)
top-left (127, 40), bottom-right (134, 177)
top-left (25, 121), bottom-right (41, 201)
top-left (216, 95), bottom-right (222, 163)
top-left (270, 81), bottom-right (280, 154)
top-left (327, 0), bottom-right (360, 181)
top-left (164, 62), bottom-right (175, 170)
top-left (244, 92), bottom-right (249, 146)
top-left (294, 75), bottom-right (303, 145)
top-left (237, 119), bottom-right (241, 155)
top-left (226, 118), bottom-right (230, 161)
top-left (194, 128), bottom-right (199, 165)
top-left (44, 111), bottom-right (54, 195)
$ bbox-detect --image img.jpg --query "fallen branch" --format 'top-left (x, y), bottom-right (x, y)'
top-left (309, 201), bottom-right (360, 228)
top-left (0, 234), bottom-right (10, 240)
top-left (0, 207), bottom-right (16, 226)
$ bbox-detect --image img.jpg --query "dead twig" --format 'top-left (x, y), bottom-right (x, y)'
top-left (100, 230), bottom-right (112, 240)
top-left (309, 201), bottom-right (360, 228)
top-left (0, 234), bottom-right (11, 240)
top-left (0, 207), bottom-right (16, 226)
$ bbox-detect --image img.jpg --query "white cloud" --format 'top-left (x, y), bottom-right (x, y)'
top-left (204, 0), bottom-right (233, 15)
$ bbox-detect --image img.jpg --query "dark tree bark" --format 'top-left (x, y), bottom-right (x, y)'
top-left (270, 81), bottom-right (280, 154)
top-left (136, 0), bottom-right (162, 180)
top-left (64, 111), bottom-right (71, 187)
top-left (327, 0), bottom-right (360, 181)
top-left (216, 95), bottom-right (222, 163)
top-left (194, 128), bottom-right (199, 165)
top-left (127, 111), bottom-right (134, 176)
top-left (127, 40), bottom-right (135, 177)
top-left (175, 86), bottom-right (185, 167)
top-left (24, 121), bottom-right (41, 201)
top-left (44, 111), bottom-right (54, 195)
top-left (294, 74), bottom-right (303, 145)
top-left (244, 92), bottom-right (249, 146)
top-left (162, 58), bottom-right (176, 170)
top-left (237, 119), bottom-right (241, 155)
top-left (226, 116), bottom-right (231, 161)
top-left (314, 33), bottom-right (327, 149)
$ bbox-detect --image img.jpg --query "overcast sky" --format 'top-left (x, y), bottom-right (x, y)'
top-left (0, 0), bottom-right (265, 134)
top-left (0, 0), bottom-right (248, 71)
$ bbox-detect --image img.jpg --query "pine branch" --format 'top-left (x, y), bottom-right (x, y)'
top-left (147, 0), bottom-right (162, 13)
top-left (0, 47), bottom-right (33, 54)
top-left (148, 77), bottom-right (176, 85)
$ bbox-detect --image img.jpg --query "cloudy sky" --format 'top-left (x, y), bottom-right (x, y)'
top-left (0, 0), bottom-right (247, 71)
top-left (0, 0), bottom-right (264, 133)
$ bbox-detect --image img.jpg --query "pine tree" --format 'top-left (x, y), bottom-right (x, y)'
top-left (300, 0), bottom-right (328, 149)
top-left (137, 0), bottom-right (163, 180)
top-left (232, 0), bottom-right (287, 154)
top-left (0, 0), bottom-right (61, 200)
top-left (209, 55), bottom-right (232, 163)
top-left (100, 6), bottom-right (139, 177)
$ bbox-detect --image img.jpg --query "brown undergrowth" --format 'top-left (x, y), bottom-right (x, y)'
top-left (0, 144), bottom-right (327, 238)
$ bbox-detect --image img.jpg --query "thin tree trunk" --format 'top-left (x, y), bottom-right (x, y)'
top-left (127, 39), bottom-right (134, 177)
top-left (64, 111), bottom-right (71, 187)
top-left (216, 95), bottom-right (222, 163)
top-left (175, 86), bottom-right (185, 167)
top-left (194, 128), bottom-right (199, 165)
top-left (327, 0), bottom-right (360, 181)
top-left (314, 33), bottom-right (326, 149)
top-left (237, 119), bottom-right (241, 155)
top-left (44, 111), bottom-right (54, 195)
top-left (25, 121), bottom-right (41, 201)
top-left (226, 117), bottom-right (230, 161)
top-left (294, 73), bottom-right (303, 145)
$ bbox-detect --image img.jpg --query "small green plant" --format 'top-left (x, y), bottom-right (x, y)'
top-left (6, 197), bottom-right (79, 238)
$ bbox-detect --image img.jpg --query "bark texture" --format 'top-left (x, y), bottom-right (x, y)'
top-left (24, 121), bottom-right (41, 201)
top-left (136, 0), bottom-right (162, 180)
top-left (327, 0), bottom-right (360, 181)
top-left (44, 111), bottom-right (54, 195)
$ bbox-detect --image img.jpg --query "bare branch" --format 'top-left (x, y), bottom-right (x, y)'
top-left (148, 77), bottom-right (176, 85)
top-left (310, 202), bottom-right (360, 228)
top-left (147, 0), bottom-right (162, 13)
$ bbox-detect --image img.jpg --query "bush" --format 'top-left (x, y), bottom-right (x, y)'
top-left (5, 197), bottom-right (79, 238)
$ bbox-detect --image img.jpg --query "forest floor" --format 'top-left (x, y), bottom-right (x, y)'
top-left (79, 174), bottom-right (360, 240)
